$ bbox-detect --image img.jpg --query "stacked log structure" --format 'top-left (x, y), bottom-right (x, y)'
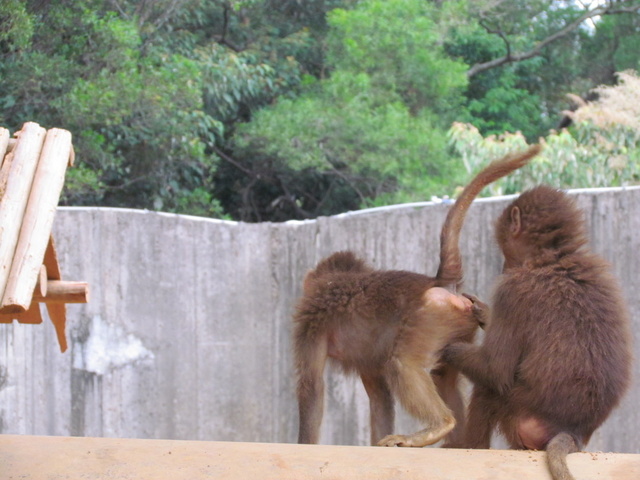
top-left (0, 122), bottom-right (89, 352)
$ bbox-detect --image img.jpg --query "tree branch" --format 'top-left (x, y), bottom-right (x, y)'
top-left (108, 0), bottom-right (129, 19)
top-left (212, 145), bottom-right (255, 176)
top-left (150, 0), bottom-right (186, 30)
top-left (211, 3), bottom-right (246, 52)
top-left (467, 1), bottom-right (640, 77)
top-left (478, 18), bottom-right (511, 59)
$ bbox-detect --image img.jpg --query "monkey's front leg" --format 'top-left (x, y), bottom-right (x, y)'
top-left (441, 342), bottom-right (488, 383)
top-left (442, 342), bottom-right (515, 396)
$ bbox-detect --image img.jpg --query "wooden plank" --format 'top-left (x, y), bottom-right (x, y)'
top-left (43, 235), bottom-right (61, 280)
top-left (0, 435), bottom-right (638, 480)
top-left (46, 303), bottom-right (68, 352)
top-left (2, 128), bottom-right (73, 311)
top-left (0, 122), bottom-right (46, 302)
top-left (43, 236), bottom-right (69, 352)
top-left (0, 300), bottom-right (42, 324)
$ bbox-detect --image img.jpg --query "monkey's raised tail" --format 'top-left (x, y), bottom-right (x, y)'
top-left (546, 432), bottom-right (579, 480)
top-left (435, 144), bottom-right (542, 289)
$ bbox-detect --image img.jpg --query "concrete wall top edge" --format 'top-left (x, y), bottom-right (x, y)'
top-left (58, 185), bottom-right (640, 227)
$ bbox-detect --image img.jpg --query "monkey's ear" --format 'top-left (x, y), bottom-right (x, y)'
top-left (510, 206), bottom-right (522, 235)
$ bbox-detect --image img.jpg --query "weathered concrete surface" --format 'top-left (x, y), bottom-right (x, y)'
top-left (0, 187), bottom-right (639, 454)
top-left (2, 435), bottom-right (639, 480)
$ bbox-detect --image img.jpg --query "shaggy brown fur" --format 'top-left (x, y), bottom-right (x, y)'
top-left (443, 185), bottom-right (632, 480)
top-left (293, 146), bottom-right (541, 447)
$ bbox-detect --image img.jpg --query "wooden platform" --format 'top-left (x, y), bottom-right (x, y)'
top-left (1, 435), bottom-right (638, 479)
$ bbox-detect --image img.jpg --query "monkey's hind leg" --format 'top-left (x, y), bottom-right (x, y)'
top-left (433, 365), bottom-right (466, 448)
top-left (377, 287), bottom-right (473, 448)
top-left (362, 373), bottom-right (395, 445)
top-left (377, 355), bottom-right (455, 447)
top-left (296, 334), bottom-right (329, 444)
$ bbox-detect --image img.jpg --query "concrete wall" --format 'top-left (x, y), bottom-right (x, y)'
top-left (0, 187), bottom-right (639, 453)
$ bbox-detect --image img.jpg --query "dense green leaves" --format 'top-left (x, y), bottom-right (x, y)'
top-left (231, 0), bottom-right (470, 218)
top-left (236, 71), bottom-right (458, 205)
top-left (326, 0), bottom-right (468, 113)
top-left (0, 0), bottom-right (33, 51)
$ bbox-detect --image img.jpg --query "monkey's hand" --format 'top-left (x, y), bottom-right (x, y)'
top-left (462, 293), bottom-right (489, 329)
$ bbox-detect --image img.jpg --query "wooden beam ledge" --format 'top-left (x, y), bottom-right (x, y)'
top-left (1, 435), bottom-right (638, 480)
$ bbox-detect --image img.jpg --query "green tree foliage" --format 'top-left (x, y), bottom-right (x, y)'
top-left (449, 1), bottom-right (640, 139)
top-left (0, 2), bottom-right (224, 216)
top-left (449, 71), bottom-right (640, 194)
top-left (230, 0), bottom-right (470, 219)
top-left (0, 0), bottom-right (639, 221)
top-left (0, 0), bottom-right (33, 51)
top-left (326, 0), bottom-right (468, 114)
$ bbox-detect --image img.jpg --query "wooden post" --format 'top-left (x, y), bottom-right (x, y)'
top-left (43, 236), bottom-right (71, 353)
top-left (0, 122), bottom-right (46, 303)
top-left (1, 128), bottom-right (72, 311)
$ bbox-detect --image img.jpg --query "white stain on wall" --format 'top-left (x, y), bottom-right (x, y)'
top-left (73, 315), bottom-right (154, 375)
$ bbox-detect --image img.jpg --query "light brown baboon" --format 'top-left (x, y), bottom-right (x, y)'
top-left (293, 145), bottom-right (541, 447)
top-left (443, 185), bottom-right (632, 480)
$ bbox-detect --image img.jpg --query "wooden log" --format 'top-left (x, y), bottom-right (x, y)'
top-left (0, 131), bottom-right (18, 193)
top-left (0, 138), bottom-right (16, 199)
top-left (0, 122), bottom-right (46, 303)
top-left (0, 266), bottom-right (45, 316)
top-left (36, 264), bottom-right (47, 298)
top-left (0, 436), bottom-right (638, 480)
top-left (0, 127), bottom-right (9, 168)
top-left (1, 128), bottom-right (72, 311)
top-left (33, 280), bottom-right (90, 304)
top-left (2, 266), bottom-right (48, 323)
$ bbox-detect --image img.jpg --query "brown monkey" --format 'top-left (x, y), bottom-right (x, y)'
top-left (293, 145), bottom-right (541, 447)
top-left (443, 185), bottom-right (632, 480)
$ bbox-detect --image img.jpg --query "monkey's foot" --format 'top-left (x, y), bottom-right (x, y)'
top-left (377, 422), bottom-right (455, 448)
top-left (377, 431), bottom-right (443, 448)
top-left (377, 434), bottom-right (419, 447)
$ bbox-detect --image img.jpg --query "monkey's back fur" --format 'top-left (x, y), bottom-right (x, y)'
top-left (493, 186), bottom-right (632, 442)
top-left (295, 251), bottom-right (465, 375)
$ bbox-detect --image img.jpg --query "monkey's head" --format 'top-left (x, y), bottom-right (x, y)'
top-left (496, 185), bottom-right (588, 269)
